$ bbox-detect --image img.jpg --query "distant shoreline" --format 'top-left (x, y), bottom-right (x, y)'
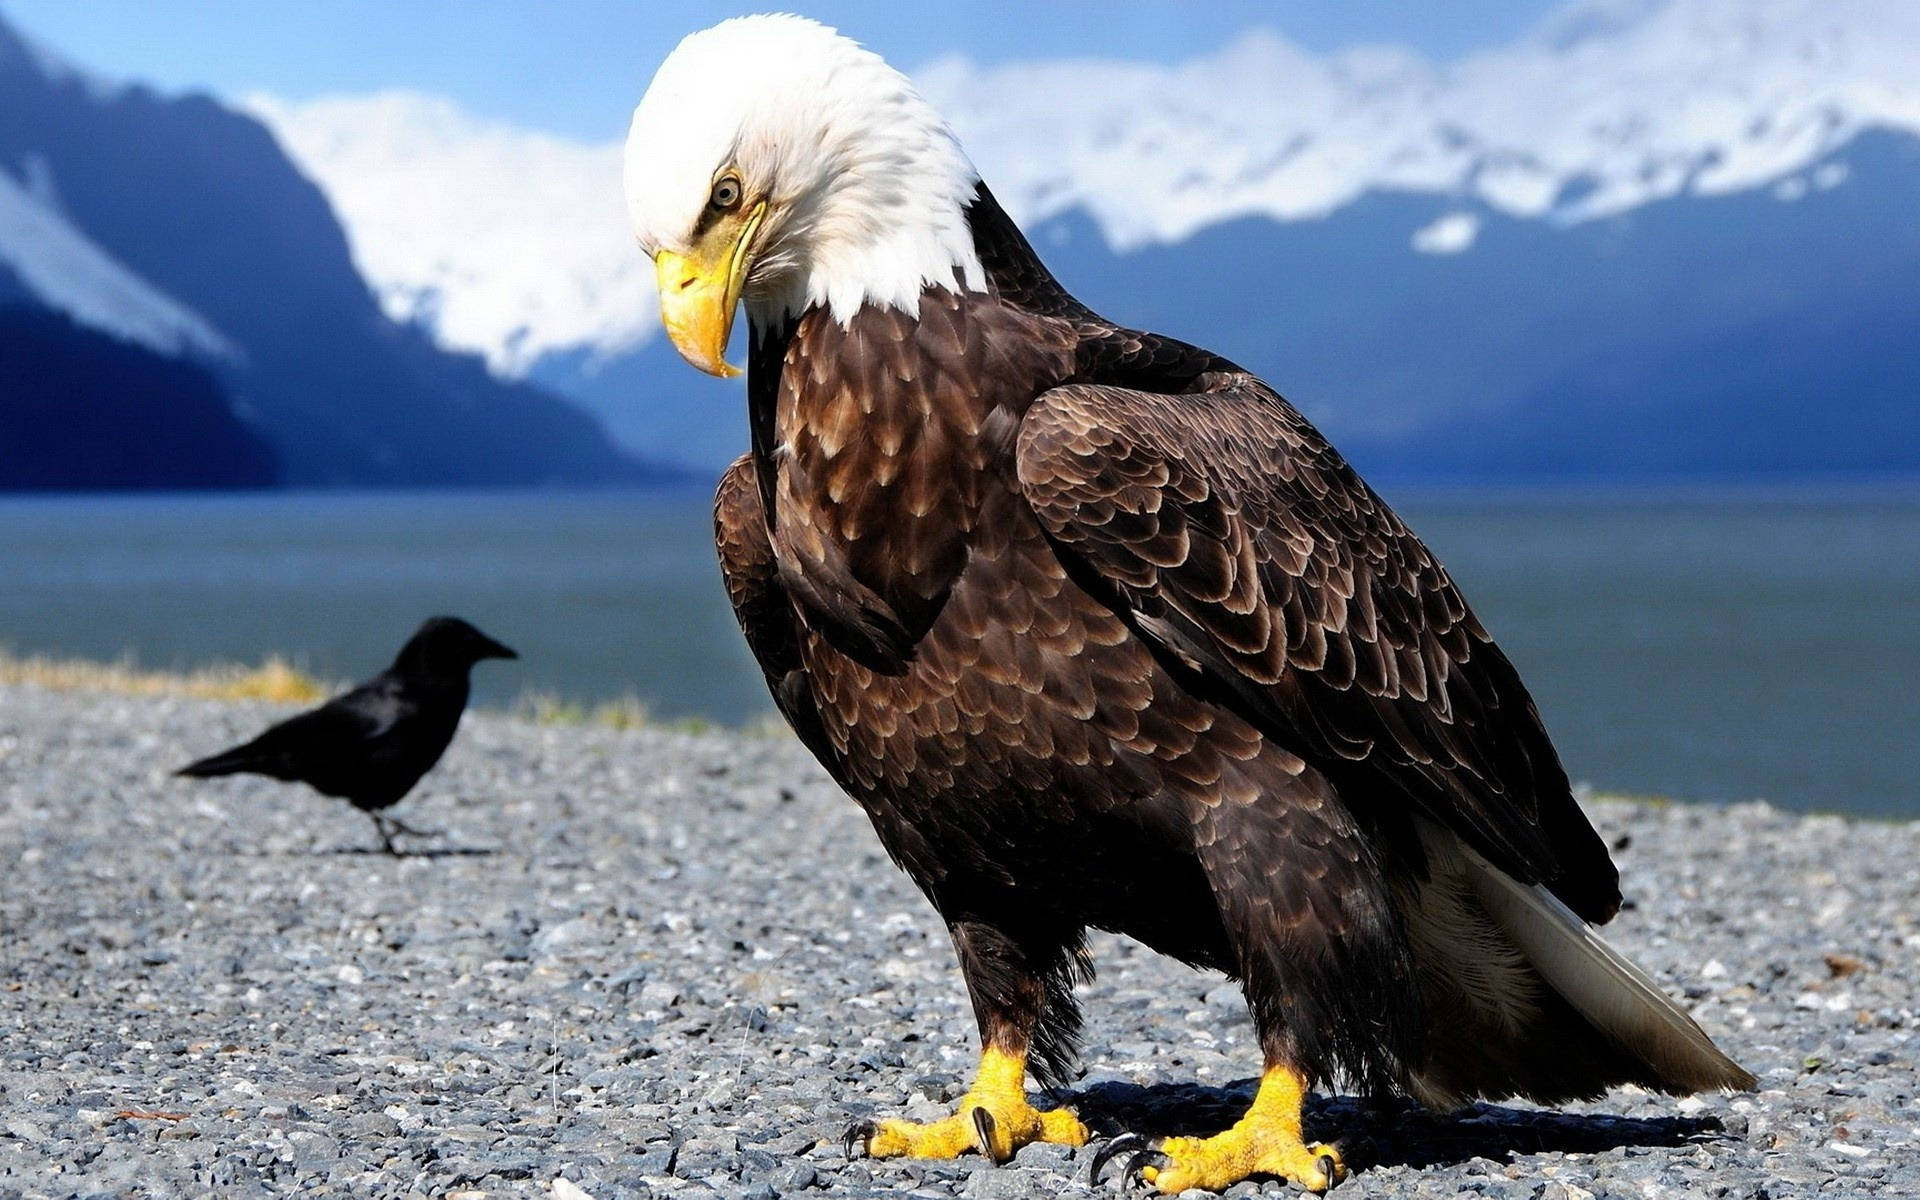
top-left (6, 475), bottom-right (1920, 503)
top-left (0, 478), bottom-right (720, 502)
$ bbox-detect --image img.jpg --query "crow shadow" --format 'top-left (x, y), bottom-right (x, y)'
top-left (1068, 1078), bottom-right (1727, 1173)
top-left (319, 844), bottom-right (498, 859)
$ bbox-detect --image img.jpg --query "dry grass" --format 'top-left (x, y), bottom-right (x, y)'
top-left (1, 649), bottom-right (784, 737)
top-left (511, 689), bottom-right (656, 731)
top-left (505, 690), bottom-right (775, 735)
top-left (0, 650), bottom-right (329, 705)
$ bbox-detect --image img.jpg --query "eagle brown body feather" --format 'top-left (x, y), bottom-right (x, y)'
top-left (715, 186), bottom-right (1748, 1101)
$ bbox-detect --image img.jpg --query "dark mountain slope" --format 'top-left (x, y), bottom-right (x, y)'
top-left (0, 14), bottom-right (667, 488)
top-left (0, 303), bottom-right (277, 490)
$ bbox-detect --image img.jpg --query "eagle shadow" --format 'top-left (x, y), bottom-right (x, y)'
top-left (1066, 1078), bottom-right (1728, 1172)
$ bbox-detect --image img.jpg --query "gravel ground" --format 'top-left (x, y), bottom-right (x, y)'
top-left (1, 683), bottom-right (1916, 1200)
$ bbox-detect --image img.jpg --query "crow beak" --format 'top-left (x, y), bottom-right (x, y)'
top-left (482, 638), bottom-right (518, 661)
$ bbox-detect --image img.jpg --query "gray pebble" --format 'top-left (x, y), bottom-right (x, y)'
top-left (0, 684), bottom-right (1913, 1198)
top-left (776, 1162), bottom-right (820, 1191)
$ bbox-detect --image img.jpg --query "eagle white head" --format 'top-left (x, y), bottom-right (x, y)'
top-left (624, 15), bottom-right (986, 376)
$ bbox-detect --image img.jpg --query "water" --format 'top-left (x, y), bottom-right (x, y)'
top-left (1, 486), bottom-right (1915, 819)
top-left (0, 489), bottom-right (762, 727)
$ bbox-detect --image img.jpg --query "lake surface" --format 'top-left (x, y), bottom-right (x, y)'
top-left (2, 486), bottom-right (1915, 819)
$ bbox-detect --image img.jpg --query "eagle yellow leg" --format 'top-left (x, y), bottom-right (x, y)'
top-left (1136, 1066), bottom-right (1344, 1194)
top-left (855, 1045), bottom-right (1088, 1163)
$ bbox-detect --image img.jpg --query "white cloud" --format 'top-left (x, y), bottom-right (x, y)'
top-left (246, 0), bottom-right (1920, 374)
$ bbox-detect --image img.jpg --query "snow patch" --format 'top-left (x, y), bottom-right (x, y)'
top-left (0, 162), bottom-right (236, 361)
top-left (1412, 212), bottom-right (1482, 254)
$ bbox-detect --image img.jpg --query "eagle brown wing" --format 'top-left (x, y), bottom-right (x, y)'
top-left (1015, 377), bottom-right (1622, 923)
top-left (714, 453), bottom-right (834, 761)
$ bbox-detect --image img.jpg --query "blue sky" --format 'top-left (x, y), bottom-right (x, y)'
top-left (5, 1), bottom-right (1563, 141)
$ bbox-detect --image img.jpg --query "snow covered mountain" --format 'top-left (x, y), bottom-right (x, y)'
top-left (0, 153), bottom-right (235, 362)
top-left (0, 22), bottom-right (237, 365)
top-left (254, 0), bottom-right (1920, 370)
top-left (0, 11), bottom-right (659, 490)
top-left (244, 0), bottom-right (1920, 480)
top-left (15, 0), bottom-right (1907, 482)
top-left (247, 91), bottom-right (645, 378)
top-left (925, 0), bottom-right (1920, 242)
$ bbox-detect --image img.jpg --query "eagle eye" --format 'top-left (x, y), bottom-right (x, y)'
top-left (709, 176), bottom-right (742, 211)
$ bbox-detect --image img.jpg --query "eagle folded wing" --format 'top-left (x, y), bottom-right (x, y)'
top-left (1015, 378), bottom-right (1620, 922)
top-left (715, 453), bottom-right (838, 762)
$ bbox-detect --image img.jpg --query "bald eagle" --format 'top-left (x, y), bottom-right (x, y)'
top-left (624, 16), bottom-right (1751, 1193)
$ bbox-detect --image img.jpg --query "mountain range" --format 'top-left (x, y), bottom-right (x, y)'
top-left (252, 0), bottom-right (1920, 482)
top-left (5, 0), bottom-right (1917, 489)
top-left (0, 12), bottom-right (664, 490)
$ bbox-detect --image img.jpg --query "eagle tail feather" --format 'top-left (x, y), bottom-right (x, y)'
top-left (1456, 840), bottom-right (1756, 1096)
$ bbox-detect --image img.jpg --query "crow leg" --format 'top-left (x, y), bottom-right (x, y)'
top-left (365, 810), bottom-right (439, 854)
top-left (380, 813), bottom-right (440, 838)
top-left (366, 812), bottom-right (402, 856)
top-left (846, 918), bottom-right (1087, 1163)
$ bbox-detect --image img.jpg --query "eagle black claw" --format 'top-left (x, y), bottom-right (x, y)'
top-left (969, 1107), bottom-right (1002, 1164)
top-left (841, 1120), bottom-right (875, 1162)
top-left (1318, 1153), bottom-right (1339, 1187)
top-left (1122, 1149), bottom-right (1170, 1190)
top-left (1088, 1134), bottom-right (1151, 1187)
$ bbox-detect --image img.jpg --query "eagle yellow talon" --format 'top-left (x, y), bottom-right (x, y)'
top-left (856, 1046), bottom-right (1088, 1162)
top-left (1140, 1134), bottom-right (1345, 1194)
top-left (1112, 1065), bottom-right (1344, 1194)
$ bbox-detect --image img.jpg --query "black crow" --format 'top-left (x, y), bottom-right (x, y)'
top-left (176, 616), bottom-right (517, 853)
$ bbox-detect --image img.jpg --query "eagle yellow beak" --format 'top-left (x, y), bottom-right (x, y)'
top-left (652, 201), bottom-right (766, 379)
